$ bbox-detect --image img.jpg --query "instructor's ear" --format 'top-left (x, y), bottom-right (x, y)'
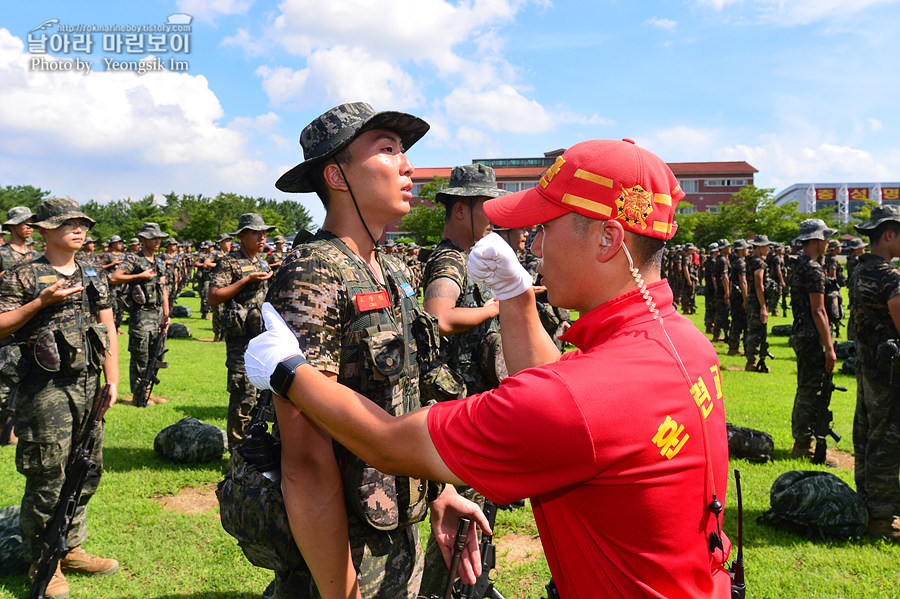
top-left (596, 220), bottom-right (625, 262)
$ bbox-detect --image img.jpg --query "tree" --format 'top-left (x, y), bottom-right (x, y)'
top-left (400, 177), bottom-right (448, 244)
top-left (0, 185), bottom-right (51, 213)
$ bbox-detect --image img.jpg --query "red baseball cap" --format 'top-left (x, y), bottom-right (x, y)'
top-left (483, 139), bottom-right (684, 240)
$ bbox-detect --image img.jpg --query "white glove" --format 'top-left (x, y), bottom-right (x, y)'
top-left (245, 302), bottom-right (304, 392)
top-left (468, 232), bottom-right (533, 301)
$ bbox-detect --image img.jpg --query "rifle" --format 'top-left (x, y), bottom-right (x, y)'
top-left (133, 319), bottom-right (169, 407)
top-left (29, 383), bottom-right (111, 599)
top-left (812, 372), bottom-right (846, 465)
top-left (459, 500), bottom-right (506, 599)
top-left (755, 324), bottom-right (774, 373)
top-left (0, 384), bottom-right (20, 446)
top-left (728, 469), bottom-right (745, 599)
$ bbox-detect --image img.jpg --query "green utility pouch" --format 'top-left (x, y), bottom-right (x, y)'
top-left (363, 327), bottom-right (405, 382)
top-left (343, 455), bottom-right (428, 532)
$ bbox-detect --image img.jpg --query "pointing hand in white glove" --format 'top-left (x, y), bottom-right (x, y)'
top-left (245, 302), bottom-right (304, 392)
top-left (468, 232), bottom-right (533, 301)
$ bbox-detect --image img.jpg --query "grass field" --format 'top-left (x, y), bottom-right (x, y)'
top-left (1, 292), bottom-right (899, 598)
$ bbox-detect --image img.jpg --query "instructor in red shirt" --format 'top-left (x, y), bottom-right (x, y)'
top-left (246, 139), bottom-right (733, 598)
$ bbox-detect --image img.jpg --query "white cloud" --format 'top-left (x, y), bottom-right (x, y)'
top-left (229, 112), bottom-right (281, 133)
top-left (868, 117), bottom-right (883, 132)
top-left (647, 126), bottom-right (721, 158)
top-left (0, 29), bottom-right (271, 201)
top-left (645, 17), bottom-right (677, 31)
top-left (177, 0), bottom-right (255, 24)
top-left (443, 85), bottom-right (554, 133)
top-left (220, 28), bottom-right (268, 56)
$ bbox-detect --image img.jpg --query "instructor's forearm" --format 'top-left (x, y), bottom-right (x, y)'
top-left (497, 289), bottom-right (560, 374)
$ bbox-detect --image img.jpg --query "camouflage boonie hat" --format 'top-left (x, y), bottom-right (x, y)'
top-left (272, 235), bottom-right (286, 244)
top-left (31, 197), bottom-right (95, 230)
top-left (826, 239), bottom-right (842, 251)
top-left (846, 238), bottom-right (867, 249)
top-left (707, 242), bottom-right (719, 252)
top-left (276, 102), bottom-right (430, 193)
top-left (216, 233), bottom-right (232, 243)
top-left (406, 242), bottom-right (418, 250)
top-left (165, 237), bottom-right (178, 246)
top-left (732, 239), bottom-right (749, 250)
top-left (717, 238), bottom-right (731, 249)
top-left (384, 240), bottom-right (395, 248)
top-left (129, 237), bottom-right (140, 245)
top-left (108, 235), bottom-right (123, 243)
top-left (684, 242), bottom-right (696, 251)
top-left (84, 236), bottom-right (95, 244)
top-left (751, 234), bottom-right (771, 247)
top-left (137, 222), bottom-right (166, 239)
top-left (794, 218), bottom-right (836, 243)
top-left (3, 206), bottom-right (34, 229)
top-left (435, 164), bottom-right (509, 204)
top-left (25, 237), bottom-right (34, 245)
top-left (854, 204), bottom-right (900, 233)
top-left (230, 213), bottom-right (276, 236)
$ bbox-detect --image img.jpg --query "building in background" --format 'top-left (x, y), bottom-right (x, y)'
top-left (384, 151), bottom-right (758, 240)
top-left (775, 182), bottom-right (900, 223)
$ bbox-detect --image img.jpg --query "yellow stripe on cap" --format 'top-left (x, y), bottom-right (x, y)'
top-left (574, 169), bottom-right (614, 188)
top-left (653, 221), bottom-right (673, 235)
top-left (653, 193), bottom-right (672, 206)
top-left (562, 193), bottom-right (613, 217)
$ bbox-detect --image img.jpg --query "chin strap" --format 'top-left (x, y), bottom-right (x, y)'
top-left (335, 161), bottom-right (379, 251)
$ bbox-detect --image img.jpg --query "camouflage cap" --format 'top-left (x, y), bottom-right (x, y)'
top-left (406, 242), bottom-right (418, 250)
top-left (108, 235), bottom-right (123, 243)
top-left (732, 239), bottom-right (749, 250)
top-left (230, 213), bottom-right (276, 236)
top-left (794, 218), bottom-right (836, 243)
top-left (25, 236), bottom-right (34, 245)
top-left (435, 164), bottom-right (509, 203)
top-left (751, 234), bottom-right (771, 247)
top-left (846, 237), bottom-right (867, 249)
top-left (827, 239), bottom-right (842, 251)
top-left (854, 204), bottom-right (900, 233)
top-left (3, 206), bottom-right (34, 229)
top-left (684, 242), bottom-right (696, 251)
top-left (707, 242), bottom-right (719, 252)
top-left (165, 237), bottom-right (178, 246)
top-left (384, 240), bottom-right (395, 247)
top-left (129, 237), bottom-right (140, 245)
top-left (272, 235), bottom-right (286, 244)
top-left (717, 238), bottom-right (731, 249)
top-left (275, 102), bottom-right (430, 194)
top-left (31, 197), bottom-right (95, 230)
top-left (84, 236), bottom-right (96, 244)
top-left (137, 222), bottom-right (167, 239)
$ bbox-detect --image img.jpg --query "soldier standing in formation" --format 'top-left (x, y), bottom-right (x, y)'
top-left (711, 239), bottom-right (731, 342)
top-left (208, 214), bottom-right (274, 453)
top-left (704, 242), bottom-right (718, 334)
top-left (112, 223), bottom-right (170, 406)
top-left (681, 243), bottom-right (699, 314)
top-left (74, 236), bottom-right (97, 265)
top-left (824, 239), bottom-right (846, 338)
top-left (766, 242), bottom-right (786, 316)
top-left (98, 235), bottom-right (126, 334)
top-left (193, 241), bottom-right (215, 321)
top-left (0, 207), bottom-right (39, 276)
top-left (0, 197), bottom-right (120, 598)
top-left (727, 239), bottom-right (748, 355)
top-left (788, 219), bottom-right (837, 465)
top-left (161, 238), bottom-right (181, 307)
top-left (209, 234), bottom-right (232, 342)
top-left (849, 205), bottom-right (900, 539)
top-left (745, 235), bottom-right (771, 371)
top-left (266, 235), bottom-right (287, 271)
top-left (264, 102), bottom-right (482, 599)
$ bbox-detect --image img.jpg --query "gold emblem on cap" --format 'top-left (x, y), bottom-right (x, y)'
top-left (539, 156), bottom-right (565, 189)
top-left (615, 185), bottom-right (653, 230)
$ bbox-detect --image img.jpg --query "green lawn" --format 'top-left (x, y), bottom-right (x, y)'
top-left (1, 293), bottom-right (898, 598)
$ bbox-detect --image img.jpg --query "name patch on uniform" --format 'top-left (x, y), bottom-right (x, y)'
top-left (400, 283), bottom-right (414, 297)
top-left (356, 291), bottom-right (390, 312)
top-left (38, 275), bottom-right (57, 284)
top-left (240, 265), bottom-right (256, 272)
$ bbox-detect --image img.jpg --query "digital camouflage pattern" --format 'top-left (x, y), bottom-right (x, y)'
top-left (712, 253), bottom-right (730, 339)
top-left (0, 258), bottom-right (110, 561)
top-left (0, 244), bottom-right (39, 274)
top-left (0, 505), bottom-right (27, 575)
top-left (789, 255), bottom-right (828, 444)
top-left (759, 470), bottom-right (868, 541)
top-left (420, 238), bottom-right (498, 400)
top-left (154, 417), bottom-right (227, 463)
top-left (726, 423), bottom-right (774, 463)
top-left (210, 248), bottom-right (272, 452)
top-left (98, 249), bottom-right (127, 329)
top-left (745, 254), bottom-right (768, 363)
top-left (850, 252), bottom-right (900, 520)
top-left (119, 252), bottom-right (166, 396)
top-left (264, 230), bottom-right (427, 598)
top-left (208, 248), bottom-right (228, 338)
top-left (728, 254), bottom-right (747, 353)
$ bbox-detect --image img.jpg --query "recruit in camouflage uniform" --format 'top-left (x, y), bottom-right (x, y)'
top-left (824, 239), bottom-right (846, 338)
top-left (845, 237), bottom-right (868, 343)
top-left (727, 239), bottom-right (749, 355)
top-left (113, 222), bottom-right (170, 405)
top-left (745, 235), bottom-right (771, 370)
top-left (680, 243), bottom-right (699, 314)
top-left (209, 234), bottom-right (233, 342)
top-left (0, 197), bottom-right (120, 597)
top-left (711, 239), bottom-right (731, 342)
top-left (418, 164), bottom-right (505, 596)
top-left (849, 205), bottom-right (900, 539)
top-left (209, 214), bottom-right (274, 452)
top-left (161, 238), bottom-right (181, 306)
top-left (703, 242), bottom-right (718, 333)
top-left (766, 242), bottom-right (786, 316)
top-left (74, 236), bottom-right (98, 266)
top-left (193, 242), bottom-right (216, 319)
top-left (788, 219), bottom-right (837, 463)
top-left (266, 235), bottom-right (287, 272)
top-left (98, 235), bottom-right (127, 333)
top-left (263, 102), bottom-right (462, 599)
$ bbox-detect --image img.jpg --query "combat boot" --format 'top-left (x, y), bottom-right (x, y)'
top-left (791, 439), bottom-right (813, 459)
top-left (60, 546), bottom-right (119, 575)
top-left (744, 361), bottom-right (756, 371)
top-left (29, 561), bottom-right (69, 598)
top-left (866, 517), bottom-right (900, 541)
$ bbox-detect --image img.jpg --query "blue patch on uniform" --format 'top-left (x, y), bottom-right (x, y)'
top-left (401, 283), bottom-right (414, 297)
top-left (85, 269), bottom-right (97, 276)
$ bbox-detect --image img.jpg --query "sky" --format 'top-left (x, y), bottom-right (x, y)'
top-left (1, 0), bottom-right (899, 228)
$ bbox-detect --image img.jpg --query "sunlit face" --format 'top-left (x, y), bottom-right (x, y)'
top-left (141, 237), bottom-right (161, 254)
top-left (10, 222), bottom-right (33, 242)
top-left (340, 129), bottom-right (415, 224)
top-left (468, 198), bottom-right (493, 244)
top-left (41, 218), bottom-right (91, 252)
top-left (239, 229), bottom-right (267, 255)
top-left (530, 213), bottom-right (596, 311)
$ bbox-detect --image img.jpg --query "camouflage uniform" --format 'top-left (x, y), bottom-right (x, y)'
top-left (703, 245), bottom-right (718, 333)
top-left (195, 246), bottom-right (215, 319)
top-left (850, 231), bottom-right (900, 521)
top-left (0, 254), bottom-right (111, 562)
top-left (98, 247), bottom-right (127, 331)
top-left (789, 255), bottom-right (829, 445)
top-left (420, 238), bottom-right (498, 400)
top-left (266, 231), bottom-right (431, 599)
top-left (824, 249), bottom-right (845, 337)
top-left (0, 244), bottom-right (39, 274)
top-left (728, 247), bottom-right (747, 354)
top-left (680, 246), bottom-right (699, 314)
top-left (745, 253), bottom-right (768, 364)
top-left (209, 246), bottom-right (271, 452)
top-left (712, 248), bottom-right (731, 340)
top-left (120, 250), bottom-right (166, 395)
